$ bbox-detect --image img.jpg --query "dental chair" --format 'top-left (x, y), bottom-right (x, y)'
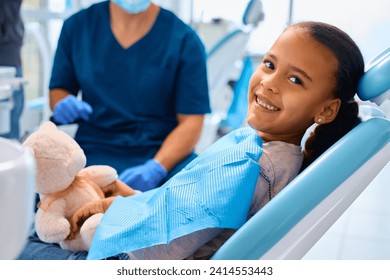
top-left (218, 55), bottom-right (254, 134)
top-left (196, 0), bottom-right (264, 152)
top-left (212, 47), bottom-right (390, 260)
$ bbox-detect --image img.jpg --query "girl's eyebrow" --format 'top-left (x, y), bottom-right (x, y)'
top-left (265, 52), bottom-right (313, 82)
top-left (289, 65), bottom-right (313, 82)
top-left (265, 52), bottom-right (277, 60)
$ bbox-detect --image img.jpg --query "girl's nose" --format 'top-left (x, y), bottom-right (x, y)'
top-left (261, 74), bottom-right (279, 94)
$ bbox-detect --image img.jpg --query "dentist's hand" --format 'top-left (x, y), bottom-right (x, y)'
top-left (53, 95), bottom-right (93, 124)
top-left (119, 159), bottom-right (168, 192)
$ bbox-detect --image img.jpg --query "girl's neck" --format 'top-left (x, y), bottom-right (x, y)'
top-left (256, 131), bottom-right (303, 146)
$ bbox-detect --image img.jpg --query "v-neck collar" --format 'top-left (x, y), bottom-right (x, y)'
top-left (107, 5), bottom-right (162, 51)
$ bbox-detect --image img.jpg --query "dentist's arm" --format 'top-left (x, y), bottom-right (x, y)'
top-left (49, 88), bottom-right (70, 110)
top-left (155, 113), bottom-right (204, 171)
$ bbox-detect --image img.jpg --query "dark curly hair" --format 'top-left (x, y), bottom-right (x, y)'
top-left (291, 22), bottom-right (365, 171)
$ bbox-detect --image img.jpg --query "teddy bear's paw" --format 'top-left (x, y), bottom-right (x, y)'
top-left (79, 166), bottom-right (118, 187)
top-left (80, 213), bottom-right (104, 251)
top-left (35, 216), bottom-right (71, 243)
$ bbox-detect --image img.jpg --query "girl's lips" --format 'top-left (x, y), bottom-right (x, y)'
top-left (255, 95), bottom-right (281, 111)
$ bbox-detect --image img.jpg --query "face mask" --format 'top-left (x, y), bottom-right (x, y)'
top-left (112, 0), bottom-right (151, 14)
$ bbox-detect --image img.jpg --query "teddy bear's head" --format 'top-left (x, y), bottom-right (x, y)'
top-left (23, 121), bottom-right (86, 195)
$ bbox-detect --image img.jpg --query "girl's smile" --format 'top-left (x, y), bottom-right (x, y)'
top-left (255, 94), bottom-right (281, 112)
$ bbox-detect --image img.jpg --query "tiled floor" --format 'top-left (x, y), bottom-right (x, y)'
top-left (303, 161), bottom-right (390, 259)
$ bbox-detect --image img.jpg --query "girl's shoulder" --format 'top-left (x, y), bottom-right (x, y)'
top-left (260, 141), bottom-right (303, 192)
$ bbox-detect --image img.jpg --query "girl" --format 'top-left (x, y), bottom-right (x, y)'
top-left (18, 21), bottom-right (364, 260)
top-left (124, 21), bottom-right (364, 260)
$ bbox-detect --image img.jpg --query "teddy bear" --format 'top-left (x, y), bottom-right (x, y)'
top-left (23, 121), bottom-right (137, 252)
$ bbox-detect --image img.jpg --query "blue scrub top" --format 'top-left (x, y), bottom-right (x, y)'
top-left (49, 1), bottom-right (210, 172)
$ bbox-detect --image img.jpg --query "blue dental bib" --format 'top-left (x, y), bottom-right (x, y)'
top-left (87, 127), bottom-right (263, 260)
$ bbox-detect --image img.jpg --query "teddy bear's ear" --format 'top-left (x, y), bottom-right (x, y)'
top-left (40, 121), bottom-right (57, 132)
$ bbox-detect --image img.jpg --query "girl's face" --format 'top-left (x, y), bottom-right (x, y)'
top-left (247, 27), bottom-right (340, 145)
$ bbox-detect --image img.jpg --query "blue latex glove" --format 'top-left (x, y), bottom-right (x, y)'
top-left (119, 159), bottom-right (168, 192)
top-left (53, 95), bottom-right (93, 124)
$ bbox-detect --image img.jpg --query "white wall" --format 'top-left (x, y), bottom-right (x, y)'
top-left (187, 0), bottom-right (390, 63)
top-left (292, 0), bottom-right (390, 63)
top-left (195, 0), bottom-right (390, 63)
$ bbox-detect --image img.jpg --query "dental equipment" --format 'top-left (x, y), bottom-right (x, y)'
top-left (196, 0), bottom-right (265, 152)
top-left (0, 66), bottom-right (27, 135)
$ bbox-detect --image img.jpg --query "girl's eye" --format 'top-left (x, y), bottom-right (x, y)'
top-left (263, 60), bottom-right (275, 70)
top-left (289, 76), bottom-right (302, 85)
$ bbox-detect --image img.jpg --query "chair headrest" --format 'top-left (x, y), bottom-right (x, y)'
top-left (242, 0), bottom-right (265, 27)
top-left (357, 47), bottom-right (390, 105)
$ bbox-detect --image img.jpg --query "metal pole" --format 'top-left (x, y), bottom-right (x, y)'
top-left (287, 0), bottom-right (294, 26)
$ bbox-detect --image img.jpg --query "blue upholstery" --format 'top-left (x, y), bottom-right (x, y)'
top-left (358, 47), bottom-right (390, 101)
top-left (212, 47), bottom-right (390, 260)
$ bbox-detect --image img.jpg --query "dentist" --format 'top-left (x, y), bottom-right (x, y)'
top-left (49, 0), bottom-right (210, 192)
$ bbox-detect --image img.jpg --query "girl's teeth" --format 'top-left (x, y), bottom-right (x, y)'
top-left (256, 97), bottom-right (279, 111)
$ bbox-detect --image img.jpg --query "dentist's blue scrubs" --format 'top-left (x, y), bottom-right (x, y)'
top-left (17, 1), bottom-right (210, 260)
top-left (49, 1), bottom-right (210, 176)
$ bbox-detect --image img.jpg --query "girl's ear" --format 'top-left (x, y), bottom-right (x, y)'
top-left (315, 98), bottom-right (341, 124)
